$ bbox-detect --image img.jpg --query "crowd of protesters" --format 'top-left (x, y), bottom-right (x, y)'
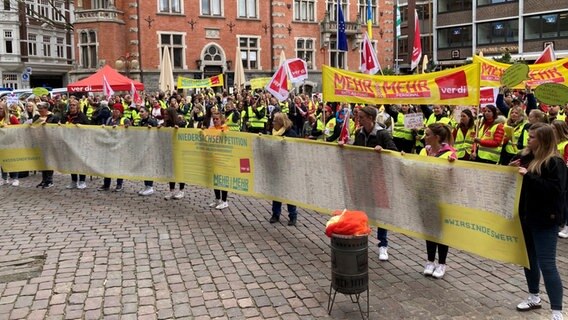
top-left (1, 83), bottom-right (568, 319)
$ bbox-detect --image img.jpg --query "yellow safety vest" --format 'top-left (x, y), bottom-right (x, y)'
top-left (325, 118), bottom-right (337, 142)
top-left (393, 113), bottom-right (414, 141)
top-left (279, 102), bottom-right (289, 114)
top-left (454, 127), bottom-right (475, 159)
top-left (226, 112), bottom-right (241, 131)
top-left (85, 105), bottom-right (96, 121)
top-left (557, 140), bottom-right (568, 158)
top-left (425, 113), bottom-right (452, 126)
top-left (247, 106), bottom-right (267, 129)
top-left (476, 123), bottom-right (502, 163)
top-left (504, 121), bottom-right (527, 155)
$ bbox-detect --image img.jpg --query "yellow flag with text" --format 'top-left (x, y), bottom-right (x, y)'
top-left (322, 64), bottom-right (480, 106)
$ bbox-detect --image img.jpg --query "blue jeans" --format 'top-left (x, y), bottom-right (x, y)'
top-left (272, 201), bottom-right (297, 220)
top-left (377, 227), bottom-right (388, 247)
top-left (523, 224), bottom-right (563, 311)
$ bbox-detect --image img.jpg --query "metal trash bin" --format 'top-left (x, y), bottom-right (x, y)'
top-left (330, 234), bottom-right (368, 294)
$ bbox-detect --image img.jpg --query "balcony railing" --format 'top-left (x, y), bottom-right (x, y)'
top-left (75, 9), bottom-right (123, 23)
top-left (320, 20), bottom-right (360, 36)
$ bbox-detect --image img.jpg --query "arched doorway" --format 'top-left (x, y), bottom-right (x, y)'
top-left (199, 43), bottom-right (228, 91)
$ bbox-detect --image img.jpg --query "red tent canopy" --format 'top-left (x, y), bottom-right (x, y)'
top-left (67, 65), bottom-right (144, 93)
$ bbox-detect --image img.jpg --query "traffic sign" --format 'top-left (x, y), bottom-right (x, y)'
top-left (25, 67), bottom-right (32, 74)
top-left (21, 73), bottom-right (29, 81)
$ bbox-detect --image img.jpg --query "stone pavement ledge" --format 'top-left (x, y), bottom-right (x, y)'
top-left (0, 173), bottom-right (565, 319)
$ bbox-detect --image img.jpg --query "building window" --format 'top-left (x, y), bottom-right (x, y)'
top-left (4, 0), bottom-right (10, 10)
top-left (329, 39), bottom-right (346, 68)
top-left (437, 26), bottom-right (472, 48)
top-left (238, 0), bottom-right (257, 18)
top-left (79, 31), bottom-right (97, 68)
top-left (358, 0), bottom-right (376, 25)
top-left (4, 31), bottom-right (13, 54)
top-left (160, 33), bottom-right (184, 68)
top-left (52, 1), bottom-right (64, 22)
top-left (3, 73), bottom-right (18, 89)
top-left (56, 37), bottom-right (65, 58)
top-left (326, 0), bottom-right (347, 22)
top-left (159, 0), bottom-right (182, 14)
top-left (477, 20), bottom-right (518, 45)
top-left (38, 0), bottom-right (49, 18)
top-left (438, 0), bottom-right (472, 14)
top-left (239, 37), bottom-right (259, 69)
top-left (524, 12), bottom-right (568, 40)
top-left (93, 0), bottom-right (109, 9)
top-left (28, 34), bottom-right (37, 56)
top-left (42, 35), bottom-right (51, 56)
top-left (294, 0), bottom-right (315, 22)
top-left (201, 0), bottom-right (222, 16)
top-left (296, 38), bottom-right (315, 69)
top-left (203, 44), bottom-right (223, 66)
top-left (478, 0), bottom-right (516, 6)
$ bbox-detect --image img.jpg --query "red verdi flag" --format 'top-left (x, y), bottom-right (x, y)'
top-left (130, 82), bottom-right (142, 105)
top-left (266, 64), bottom-right (289, 102)
top-left (103, 75), bottom-right (114, 98)
top-left (359, 32), bottom-right (381, 75)
top-left (285, 58), bottom-right (308, 83)
top-left (410, 9), bottom-right (422, 71)
top-left (534, 44), bottom-right (556, 64)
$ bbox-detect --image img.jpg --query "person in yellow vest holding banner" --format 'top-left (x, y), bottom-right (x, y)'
top-left (306, 113), bottom-right (324, 140)
top-left (122, 95), bottom-right (140, 126)
top-left (98, 103), bottom-right (130, 192)
top-left (385, 104), bottom-right (415, 153)
top-left (473, 105), bottom-right (505, 164)
top-left (244, 94), bottom-right (267, 134)
top-left (552, 120), bottom-right (568, 239)
top-left (452, 108), bottom-right (476, 160)
top-left (500, 106), bottom-right (528, 165)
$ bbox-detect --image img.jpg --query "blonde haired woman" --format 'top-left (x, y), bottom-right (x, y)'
top-left (208, 112), bottom-right (230, 209)
top-left (511, 123), bottom-right (566, 320)
top-left (269, 112), bottom-right (299, 226)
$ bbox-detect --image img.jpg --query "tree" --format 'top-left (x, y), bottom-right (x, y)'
top-left (493, 51), bottom-right (512, 64)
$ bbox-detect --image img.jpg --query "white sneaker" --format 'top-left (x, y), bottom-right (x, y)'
top-left (209, 199), bottom-right (221, 207)
top-left (378, 247), bottom-right (389, 261)
top-left (552, 311), bottom-right (564, 320)
top-left (164, 192), bottom-right (173, 200)
top-left (173, 191), bottom-right (184, 199)
top-left (215, 201), bottom-right (228, 209)
top-left (559, 226), bottom-right (568, 238)
top-left (423, 262), bottom-right (436, 276)
top-left (77, 181), bottom-right (87, 189)
top-left (517, 294), bottom-right (542, 311)
top-left (66, 181), bottom-right (78, 189)
top-left (0, 179), bottom-right (6, 186)
top-left (140, 187), bottom-right (154, 196)
top-left (432, 264), bottom-right (447, 279)
top-left (11, 179), bottom-right (19, 187)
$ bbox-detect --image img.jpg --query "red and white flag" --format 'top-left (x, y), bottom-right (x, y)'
top-left (285, 58), bottom-right (308, 83)
top-left (359, 32), bottom-right (381, 75)
top-left (103, 75), bottom-right (114, 98)
top-left (534, 44), bottom-right (556, 64)
top-left (410, 9), bottom-right (422, 71)
top-left (130, 82), bottom-right (142, 105)
top-left (265, 64), bottom-right (289, 102)
top-left (339, 108), bottom-right (351, 144)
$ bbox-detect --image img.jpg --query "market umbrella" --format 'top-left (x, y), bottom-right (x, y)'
top-left (278, 49), bottom-right (287, 67)
top-left (234, 46), bottom-right (246, 90)
top-left (159, 46), bottom-right (175, 93)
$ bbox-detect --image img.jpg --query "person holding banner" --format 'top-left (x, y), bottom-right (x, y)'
top-left (209, 112), bottom-right (230, 210)
top-left (473, 105), bottom-right (504, 164)
top-left (137, 107), bottom-right (159, 196)
top-left (350, 106), bottom-right (398, 261)
top-left (32, 102), bottom-right (61, 189)
top-left (419, 123), bottom-right (457, 278)
top-left (269, 112), bottom-right (299, 226)
top-left (162, 107), bottom-right (187, 200)
top-left (61, 99), bottom-right (90, 190)
top-left (98, 104), bottom-right (130, 192)
top-left (511, 123), bottom-right (566, 320)
top-left (0, 101), bottom-right (21, 187)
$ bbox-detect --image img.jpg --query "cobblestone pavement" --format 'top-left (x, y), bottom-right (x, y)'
top-left (0, 173), bottom-right (566, 320)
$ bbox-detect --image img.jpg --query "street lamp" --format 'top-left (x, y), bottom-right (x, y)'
top-left (115, 53), bottom-right (139, 78)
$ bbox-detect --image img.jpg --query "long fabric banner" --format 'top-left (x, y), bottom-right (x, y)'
top-left (322, 64), bottom-right (481, 106)
top-left (177, 74), bottom-right (224, 89)
top-left (0, 125), bottom-right (527, 267)
top-left (473, 55), bottom-right (568, 89)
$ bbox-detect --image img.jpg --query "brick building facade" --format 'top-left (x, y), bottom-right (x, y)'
top-left (71, 0), bottom-right (395, 93)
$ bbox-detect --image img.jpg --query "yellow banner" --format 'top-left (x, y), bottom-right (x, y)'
top-left (322, 64), bottom-right (480, 106)
top-left (250, 77), bottom-right (271, 90)
top-left (473, 55), bottom-right (568, 89)
top-left (0, 125), bottom-right (528, 267)
top-left (177, 74), bottom-right (224, 89)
